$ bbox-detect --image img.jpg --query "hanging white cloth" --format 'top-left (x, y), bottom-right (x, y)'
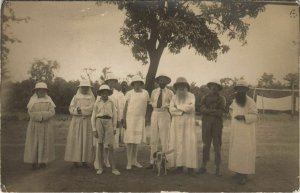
top-left (256, 95), bottom-right (292, 111)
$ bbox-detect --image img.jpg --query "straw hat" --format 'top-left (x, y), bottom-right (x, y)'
top-left (97, 84), bottom-right (113, 96)
top-left (234, 80), bottom-right (250, 91)
top-left (155, 73), bottom-right (171, 84)
top-left (78, 80), bottom-right (92, 88)
top-left (173, 77), bottom-right (190, 90)
top-left (32, 82), bottom-right (49, 93)
top-left (105, 73), bottom-right (118, 83)
top-left (130, 75), bottom-right (144, 87)
top-left (207, 79), bottom-right (222, 91)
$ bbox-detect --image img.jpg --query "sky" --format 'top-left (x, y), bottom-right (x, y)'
top-left (4, 1), bottom-right (299, 86)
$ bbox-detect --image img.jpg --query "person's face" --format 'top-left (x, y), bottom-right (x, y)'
top-left (176, 84), bottom-right (188, 94)
top-left (36, 89), bottom-right (47, 98)
top-left (80, 86), bottom-right (89, 95)
top-left (133, 82), bottom-right (143, 91)
top-left (158, 78), bottom-right (168, 89)
top-left (106, 80), bottom-right (117, 89)
top-left (100, 90), bottom-right (110, 100)
top-left (209, 84), bottom-right (220, 94)
top-left (121, 82), bottom-right (127, 89)
top-left (235, 87), bottom-right (248, 95)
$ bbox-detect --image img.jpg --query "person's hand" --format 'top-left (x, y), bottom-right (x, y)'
top-left (77, 107), bottom-right (82, 114)
top-left (93, 131), bottom-right (98, 138)
top-left (234, 115), bottom-right (245, 121)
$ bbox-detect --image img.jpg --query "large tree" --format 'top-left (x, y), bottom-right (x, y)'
top-left (111, 0), bottom-right (265, 93)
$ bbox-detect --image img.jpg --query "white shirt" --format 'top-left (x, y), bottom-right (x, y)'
top-left (150, 87), bottom-right (174, 109)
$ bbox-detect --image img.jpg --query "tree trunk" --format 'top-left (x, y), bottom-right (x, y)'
top-left (145, 57), bottom-right (160, 94)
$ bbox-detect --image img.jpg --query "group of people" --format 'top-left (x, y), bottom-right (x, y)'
top-left (23, 73), bottom-right (258, 185)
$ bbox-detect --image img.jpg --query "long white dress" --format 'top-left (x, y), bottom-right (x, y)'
top-left (64, 90), bottom-right (95, 163)
top-left (167, 92), bottom-right (198, 169)
top-left (124, 89), bottom-right (149, 144)
top-left (228, 96), bottom-right (258, 174)
top-left (24, 94), bottom-right (56, 164)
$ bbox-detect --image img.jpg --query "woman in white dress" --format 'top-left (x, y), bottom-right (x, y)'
top-left (64, 80), bottom-right (95, 168)
top-left (123, 75), bottom-right (149, 170)
top-left (24, 82), bottom-right (56, 169)
top-left (167, 77), bottom-right (198, 175)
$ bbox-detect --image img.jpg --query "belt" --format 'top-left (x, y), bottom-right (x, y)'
top-left (97, 115), bottom-right (112, 119)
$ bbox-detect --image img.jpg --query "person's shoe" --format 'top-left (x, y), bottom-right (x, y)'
top-left (238, 175), bottom-right (248, 185)
top-left (112, 169), bottom-right (121, 175)
top-left (132, 162), bottom-right (143, 168)
top-left (72, 162), bottom-right (80, 168)
top-left (32, 163), bottom-right (38, 170)
top-left (198, 167), bottom-right (207, 174)
top-left (188, 168), bottom-right (197, 177)
top-left (96, 169), bottom-right (103, 175)
top-left (176, 167), bottom-right (183, 173)
top-left (145, 164), bottom-right (153, 169)
top-left (39, 163), bottom-right (46, 169)
top-left (232, 173), bottom-right (241, 179)
top-left (82, 162), bottom-right (88, 168)
top-left (215, 166), bottom-right (222, 177)
top-left (126, 165), bottom-right (132, 170)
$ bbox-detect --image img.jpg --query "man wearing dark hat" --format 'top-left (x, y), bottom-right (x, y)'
top-left (199, 79), bottom-right (226, 176)
top-left (146, 74), bottom-right (174, 169)
top-left (228, 80), bottom-right (257, 185)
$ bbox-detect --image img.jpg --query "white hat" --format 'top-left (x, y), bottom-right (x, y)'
top-left (78, 80), bottom-right (92, 87)
top-left (155, 73), bottom-right (171, 84)
top-left (105, 73), bottom-right (118, 82)
top-left (234, 80), bottom-right (249, 90)
top-left (173, 77), bottom-right (190, 90)
top-left (207, 79), bottom-right (222, 91)
top-left (32, 82), bottom-right (49, 93)
top-left (130, 75), bottom-right (144, 86)
top-left (97, 84), bottom-right (113, 96)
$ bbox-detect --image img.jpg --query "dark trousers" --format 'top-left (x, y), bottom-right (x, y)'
top-left (202, 116), bottom-right (223, 166)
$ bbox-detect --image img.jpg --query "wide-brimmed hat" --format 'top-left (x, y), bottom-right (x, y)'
top-left (155, 73), bottom-right (171, 84)
top-left (78, 80), bottom-right (92, 88)
top-left (173, 77), bottom-right (190, 90)
top-left (234, 80), bottom-right (250, 91)
top-left (130, 75), bottom-right (144, 87)
top-left (97, 84), bottom-right (113, 96)
top-left (207, 79), bottom-right (222, 91)
top-left (32, 82), bottom-right (49, 93)
top-left (105, 73), bottom-right (118, 83)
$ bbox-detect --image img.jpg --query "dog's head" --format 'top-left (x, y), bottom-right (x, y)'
top-left (153, 151), bottom-right (166, 162)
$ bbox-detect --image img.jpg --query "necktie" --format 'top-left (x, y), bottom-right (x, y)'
top-left (157, 89), bottom-right (163, 108)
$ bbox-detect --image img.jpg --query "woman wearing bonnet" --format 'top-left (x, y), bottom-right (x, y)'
top-left (64, 80), bottom-right (95, 168)
top-left (24, 82), bottom-right (56, 169)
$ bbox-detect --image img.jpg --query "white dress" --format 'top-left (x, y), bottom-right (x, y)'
top-left (167, 92), bottom-right (198, 169)
top-left (228, 96), bottom-right (258, 174)
top-left (124, 89), bottom-right (149, 144)
top-left (64, 92), bottom-right (95, 163)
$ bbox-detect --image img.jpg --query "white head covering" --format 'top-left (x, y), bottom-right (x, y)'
top-left (234, 80), bottom-right (250, 90)
top-left (105, 73), bottom-right (118, 82)
top-left (130, 75), bottom-right (144, 86)
top-left (32, 82), bottom-right (49, 93)
top-left (78, 80), bottom-right (92, 88)
top-left (207, 79), bottom-right (222, 90)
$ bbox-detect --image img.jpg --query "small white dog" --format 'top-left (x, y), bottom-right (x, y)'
top-left (153, 151), bottom-right (167, 176)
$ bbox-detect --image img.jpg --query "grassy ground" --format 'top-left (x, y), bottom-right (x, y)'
top-left (1, 112), bottom-right (299, 192)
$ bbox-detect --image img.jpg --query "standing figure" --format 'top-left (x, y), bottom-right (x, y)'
top-left (146, 74), bottom-right (174, 169)
top-left (64, 80), bottom-right (95, 168)
top-left (98, 73), bottom-right (124, 167)
top-left (123, 75), bottom-right (149, 170)
top-left (92, 85), bottom-right (121, 175)
top-left (229, 80), bottom-right (257, 185)
top-left (199, 80), bottom-right (226, 176)
top-left (167, 77), bottom-right (198, 175)
top-left (24, 82), bottom-right (56, 169)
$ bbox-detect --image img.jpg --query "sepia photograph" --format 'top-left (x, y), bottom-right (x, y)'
top-left (1, 0), bottom-right (299, 192)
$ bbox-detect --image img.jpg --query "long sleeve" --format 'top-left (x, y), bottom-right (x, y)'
top-left (41, 105), bottom-right (55, 121)
top-left (28, 109), bottom-right (43, 122)
top-left (211, 96), bottom-right (226, 117)
top-left (245, 100), bottom-right (258, 124)
top-left (81, 98), bottom-right (95, 116)
top-left (91, 104), bottom-right (97, 132)
top-left (177, 94), bottom-right (195, 113)
top-left (169, 96), bottom-right (183, 116)
top-left (150, 90), bottom-right (156, 108)
top-left (69, 97), bottom-right (78, 115)
top-left (200, 95), bottom-right (211, 115)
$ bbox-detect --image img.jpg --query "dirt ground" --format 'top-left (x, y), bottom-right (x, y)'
top-left (1, 113), bottom-right (299, 192)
